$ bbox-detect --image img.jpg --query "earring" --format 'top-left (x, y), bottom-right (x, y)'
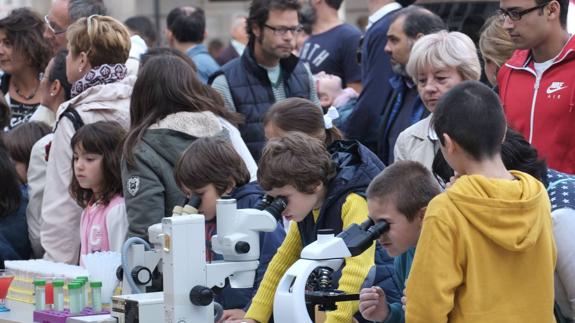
top-left (50, 92), bottom-right (55, 96)
top-left (79, 67), bottom-right (83, 73)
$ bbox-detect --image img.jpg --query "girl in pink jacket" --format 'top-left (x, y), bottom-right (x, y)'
top-left (69, 121), bottom-right (128, 260)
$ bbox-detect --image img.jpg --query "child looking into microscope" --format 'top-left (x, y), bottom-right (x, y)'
top-left (174, 136), bottom-right (285, 322)
top-left (358, 161), bottom-right (441, 322)
top-left (239, 132), bottom-right (379, 323)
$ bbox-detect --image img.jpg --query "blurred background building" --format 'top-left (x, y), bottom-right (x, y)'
top-left (0, 0), bottom-right (573, 47)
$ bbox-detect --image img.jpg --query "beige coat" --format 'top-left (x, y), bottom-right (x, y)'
top-left (41, 76), bottom-right (134, 264)
top-left (393, 115), bottom-right (440, 171)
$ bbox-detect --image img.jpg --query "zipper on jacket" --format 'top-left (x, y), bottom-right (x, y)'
top-left (529, 76), bottom-right (541, 143)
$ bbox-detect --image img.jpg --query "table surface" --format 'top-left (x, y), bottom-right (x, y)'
top-left (0, 300), bottom-right (34, 323)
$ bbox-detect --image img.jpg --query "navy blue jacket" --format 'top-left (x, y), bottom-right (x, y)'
top-left (345, 9), bottom-right (400, 151)
top-left (376, 75), bottom-right (428, 165)
top-left (296, 141), bottom-right (402, 308)
top-left (213, 181), bottom-right (286, 310)
top-left (0, 185), bottom-right (31, 268)
top-left (210, 41), bottom-right (312, 161)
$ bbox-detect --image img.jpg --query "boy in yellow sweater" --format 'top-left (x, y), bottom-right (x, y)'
top-left (405, 81), bottom-right (556, 323)
top-left (237, 132), bottom-right (378, 323)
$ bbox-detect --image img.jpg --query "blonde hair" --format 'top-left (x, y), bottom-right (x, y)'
top-left (67, 15), bottom-right (131, 67)
top-left (479, 15), bottom-right (515, 68)
top-left (406, 30), bottom-right (481, 82)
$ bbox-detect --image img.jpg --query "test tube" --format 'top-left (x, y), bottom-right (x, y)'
top-left (33, 279), bottom-right (46, 311)
top-left (90, 281), bottom-right (102, 312)
top-left (52, 280), bottom-right (65, 311)
top-left (77, 276), bottom-right (89, 310)
top-left (68, 282), bottom-right (81, 314)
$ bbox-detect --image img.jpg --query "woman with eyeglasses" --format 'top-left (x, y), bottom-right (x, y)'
top-left (0, 8), bottom-right (52, 130)
top-left (41, 15), bottom-right (133, 264)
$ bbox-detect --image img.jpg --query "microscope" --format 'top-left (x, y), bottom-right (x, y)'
top-left (273, 218), bottom-right (389, 323)
top-left (112, 195), bottom-right (286, 323)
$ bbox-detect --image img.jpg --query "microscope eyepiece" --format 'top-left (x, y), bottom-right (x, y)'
top-left (367, 220), bottom-right (390, 239)
top-left (254, 194), bottom-right (273, 210)
top-left (264, 196), bottom-right (287, 220)
top-left (188, 195), bottom-right (202, 209)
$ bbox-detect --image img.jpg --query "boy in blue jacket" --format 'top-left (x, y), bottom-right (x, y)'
top-left (174, 136), bottom-right (285, 321)
top-left (358, 160), bottom-right (441, 323)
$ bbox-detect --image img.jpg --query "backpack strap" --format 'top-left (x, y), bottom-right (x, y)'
top-left (55, 106), bottom-right (84, 132)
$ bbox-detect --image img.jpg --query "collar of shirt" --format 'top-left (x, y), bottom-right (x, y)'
top-left (428, 115), bottom-right (439, 141)
top-left (231, 39), bottom-right (246, 56)
top-left (367, 2), bottom-right (402, 31)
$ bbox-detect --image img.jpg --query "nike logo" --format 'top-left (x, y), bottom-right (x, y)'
top-left (546, 82), bottom-right (568, 94)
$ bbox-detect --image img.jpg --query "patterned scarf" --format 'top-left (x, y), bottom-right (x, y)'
top-left (71, 64), bottom-right (127, 98)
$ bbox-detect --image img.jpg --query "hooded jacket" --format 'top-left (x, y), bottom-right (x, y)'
top-left (122, 111), bottom-right (223, 239)
top-left (41, 77), bottom-right (133, 264)
top-left (406, 171), bottom-right (557, 323)
top-left (497, 35), bottom-right (575, 174)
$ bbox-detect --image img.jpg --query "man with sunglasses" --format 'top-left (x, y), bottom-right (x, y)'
top-left (210, 0), bottom-right (319, 161)
top-left (43, 0), bottom-right (106, 54)
top-left (497, 0), bottom-right (575, 174)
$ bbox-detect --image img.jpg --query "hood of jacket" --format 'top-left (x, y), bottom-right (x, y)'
top-left (230, 181), bottom-right (264, 210)
top-left (142, 111), bottom-right (223, 166)
top-left (56, 75), bottom-right (136, 120)
top-left (446, 170), bottom-right (550, 252)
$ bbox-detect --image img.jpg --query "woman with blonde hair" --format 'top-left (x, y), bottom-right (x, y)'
top-left (394, 30), bottom-right (481, 173)
top-left (479, 15), bottom-right (515, 87)
top-left (41, 15), bottom-right (133, 264)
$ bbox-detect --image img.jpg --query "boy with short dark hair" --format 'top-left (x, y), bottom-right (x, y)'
top-left (242, 132), bottom-right (380, 323)
top-left (173, 136), bottom-right (285, 322)
top-left (405, 80), bottom-right (556, 323)
top-left (359, 160), bottom-right (441, 323)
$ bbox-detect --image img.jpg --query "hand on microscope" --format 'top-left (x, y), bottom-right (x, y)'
top-left (359, 286), bottom-right (390, 321)
top-left (219, 309), bottom-right (246, 322)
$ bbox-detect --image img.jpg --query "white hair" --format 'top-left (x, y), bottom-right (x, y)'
top-left (406, 30), bottom-right (481, 82)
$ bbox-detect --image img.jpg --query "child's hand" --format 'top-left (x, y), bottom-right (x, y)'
top-left (219, 309), bottom-right (246, 322)
top-left (359, 286), bottom-right (389, 321)
top-left (401, 288), bottom-right (407, 311)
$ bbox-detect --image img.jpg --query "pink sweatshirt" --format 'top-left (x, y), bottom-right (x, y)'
top-left (80, 194), bottom-right (128, 257)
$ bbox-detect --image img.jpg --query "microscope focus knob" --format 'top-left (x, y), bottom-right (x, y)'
top-left (190, 285), bottom-right (214, 306)
top-left (131, 266), bottom-right (152, 285)
top-left (235, 241), bottom-right (251, 254)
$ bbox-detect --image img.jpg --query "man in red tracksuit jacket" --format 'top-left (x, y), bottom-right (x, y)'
top-left (498, 0), bottom-right (575, 174)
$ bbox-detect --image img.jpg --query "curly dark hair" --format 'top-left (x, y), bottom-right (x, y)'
top-left (258, 132), bottom-right (336, 194)
top-left (0, 8), bottom-right (52, 73)
top-left (247, 0), bottom-right (300, 42)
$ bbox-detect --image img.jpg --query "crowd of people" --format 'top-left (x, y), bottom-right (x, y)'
top-left (0, 0), bottom-right (573, 322)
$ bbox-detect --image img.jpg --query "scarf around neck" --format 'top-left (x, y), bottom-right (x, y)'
top-left (71, 63), bottom-right (127, 98)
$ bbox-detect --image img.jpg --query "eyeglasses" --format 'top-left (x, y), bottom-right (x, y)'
top-left (497, 1), bottom-right (550, 22)
top-left (44, 15), bottom-right (67, 35)
top-left (264, 24), bottom-right (304, 36)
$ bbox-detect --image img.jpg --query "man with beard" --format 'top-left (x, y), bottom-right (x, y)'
top-left (375, 7), bottom-right (445, 164)
top-left (210, 0), bottom-right (319, 161)
top-left (298, 0), bottom-right (363, 93)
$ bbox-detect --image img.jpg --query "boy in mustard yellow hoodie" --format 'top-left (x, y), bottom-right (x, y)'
top-left (405, 81), bottom-right (556, 323)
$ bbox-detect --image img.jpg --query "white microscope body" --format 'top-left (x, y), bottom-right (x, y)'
top-left (273, 220), bottom-right (390, 323)
top-left (162, 198), bottom-right (278, 323)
